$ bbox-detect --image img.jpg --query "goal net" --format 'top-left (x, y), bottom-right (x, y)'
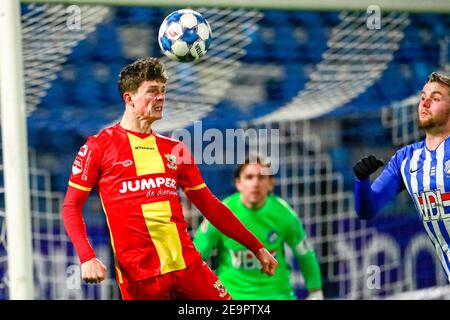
top-left (1, 1), bottom-right (265, 300)
top-left (0, 0), bottom-right (449, 299)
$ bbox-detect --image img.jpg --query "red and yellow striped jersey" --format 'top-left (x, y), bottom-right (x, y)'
top-left (68, 123), bottom-right (204, 284)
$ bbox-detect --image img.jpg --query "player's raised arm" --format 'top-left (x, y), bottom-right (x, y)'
top-left (353, 154), bottom-right (405, 219)
top-left (353, 155), bottom-right (385, 182)
top-left (177, 143), bottom-right (277, 275)
top-left (187, 186), bottom-right (278, 276)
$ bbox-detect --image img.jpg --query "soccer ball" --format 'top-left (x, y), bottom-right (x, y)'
top-left (158, 9), bottom-right (212, 62)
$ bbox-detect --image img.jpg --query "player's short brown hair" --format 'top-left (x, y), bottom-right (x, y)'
top-left (234, 156), bottom-right (274, 179)
top-left (118, 57), bottom-right (168, 98)
top-left (427, 72), bottom-right (450, 96)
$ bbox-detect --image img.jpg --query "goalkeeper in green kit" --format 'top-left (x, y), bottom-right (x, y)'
top-left (193, 158), bottom-right (323, 300)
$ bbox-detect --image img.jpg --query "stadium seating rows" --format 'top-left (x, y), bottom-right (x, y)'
top-left (26, 8), bottom-right (448, 192)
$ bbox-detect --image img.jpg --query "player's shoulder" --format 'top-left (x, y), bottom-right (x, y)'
top-left (267, 195), bottom-right (302, 227)
top-left (270, 194), bottom-right (297, 216)
top-left (393, 140), bottom-right (425, 160)
top-left (87, 123), bottom-right (121, 146)
top-left (222, 192), bottom-right (240, 206)
top-left (153, 131), bottom-right (183, 146)
top-left (398, 140), bottom-right (425, 152)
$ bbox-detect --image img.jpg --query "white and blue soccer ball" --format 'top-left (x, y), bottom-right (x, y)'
top-left (158, 9), bottom-right (212, 62)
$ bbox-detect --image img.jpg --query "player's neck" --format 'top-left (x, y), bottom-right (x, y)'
top-left (425, 130), bottom-right (450, 150)
top-left (120, 112), bottom-right (154, 134)
top-left (240, 197), bottom-right (266, 210)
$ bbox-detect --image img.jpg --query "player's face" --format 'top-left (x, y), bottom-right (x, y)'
top-left (235, 163), bottom-right (273, 209)
top-left (418, 82), bottom-right (450, 131)
top-left (131, 80), bottom-right (166, 121)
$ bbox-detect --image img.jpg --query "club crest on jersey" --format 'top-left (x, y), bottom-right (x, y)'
top-left (267, 231), bottom-right (278, 243)
top-left (213, 280), bottom-right (228, 298)
top-left (445, 160), bottom-right (450, 175)
top-left (165, 154), bottom-right (177, 170)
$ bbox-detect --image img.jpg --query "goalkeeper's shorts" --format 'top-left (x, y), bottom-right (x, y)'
top-left (119, 256), bottom-right (232, 300)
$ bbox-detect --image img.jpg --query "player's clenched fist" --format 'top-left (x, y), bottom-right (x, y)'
top-left (81, 258), bottom-right (107, 284)
top-left (353, 155), bottom-right (385, 180)
top-left (256, 248), bottom-right (278, 276)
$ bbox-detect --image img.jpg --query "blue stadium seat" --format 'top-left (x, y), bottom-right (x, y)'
top-left (242, 29), bottom-right (270, 62)
top-left (125, 7), bottom-right (162, 24)
top-left (431, 22), bottom-right (447, 39)
top-left (273, 26), bottom-right (295, 44)
top-left (272, 30), bottom-right (301, 61)
top-left (101, 63), bottom-right (124, 105)
top-left (415, 13), bottom-right (444, 27)
top-left (94, 24), bottom-right (123, 62)
top-left (321, 12), bottom-right (341, 26)
top-left (304, 44), bottom-right (326, 63)
top-left (396, 43), bottom-right (418, 62)
top-left (378, 67), bottom-right (410, 99)
top-left (399, 25), bottom-right (424, 61)
top-left (41, 80), bottom-right (66, 108)
top-left (282, 64), bottom-right (308, 98)
top-left (263, 10), bottom-right (291, 27)
top-left (412, 61), bottom-right (431, 83)
top-left (65, 66), bottom-right (102, 105)
top-left (69, 33), bottom-right (97, 61)
top-left (292, 11), bottom-right (324, 27)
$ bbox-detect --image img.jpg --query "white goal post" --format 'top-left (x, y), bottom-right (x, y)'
top-left (0, 0), bottom-right (34, 300)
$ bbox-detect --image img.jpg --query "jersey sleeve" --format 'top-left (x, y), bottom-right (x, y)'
top-left (187, 187), bottom-right (264, 254)
top-left (177, 142), bottom-right (206, 192)
top-left (68, 137), bottom-right (102, 192)
top-left (354, 149), bottom-right (406, 219)
top-left (278, 197), bottom-right (323, 291)
top-left (62, 186), bottom-right (96, 263)
top-left (193, 218), bottom-right (221, 260)
top-left (371, 150), bottom-right (406, 198)
top-left (276, 197), bottom-right (307, 250)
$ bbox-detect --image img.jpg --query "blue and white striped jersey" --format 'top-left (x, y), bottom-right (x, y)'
top-left (355, 137), bottom-right (450, 282)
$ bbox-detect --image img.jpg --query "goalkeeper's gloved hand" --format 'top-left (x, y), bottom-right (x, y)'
top-left (353, 155), bottom-right (385, 180)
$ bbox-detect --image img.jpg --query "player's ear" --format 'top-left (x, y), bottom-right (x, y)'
top-left (235, 177), bottom-right (242, 192)
top-left (123, 92), bottom-right (135, 108)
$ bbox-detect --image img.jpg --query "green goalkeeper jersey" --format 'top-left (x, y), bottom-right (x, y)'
top-left (193, 192), bottom-right (322, 300)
